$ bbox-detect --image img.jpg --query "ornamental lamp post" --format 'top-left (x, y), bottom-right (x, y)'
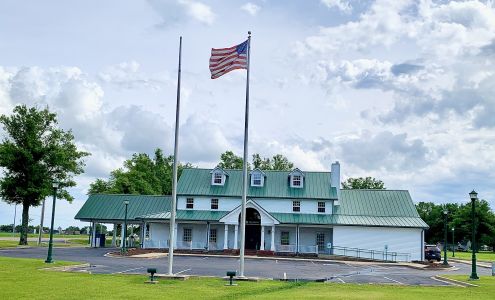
top-left (123, 200), bottom-right (129, 253)
top-left (442, 209), bottom-right (449, 266)
top-left (452, 227), bottom-right (455, 258)
top-left (45, 181), bottom-right (59, 263)
top-left (469, 190), bottom-right (479, 280)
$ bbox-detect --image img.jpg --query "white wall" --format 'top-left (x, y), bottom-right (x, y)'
top-left (147, 223), bottom-right (169, 248)
top-left (177, 196), bottom-right (333, 215)
top-left (333, 226), bottom-right (423, 261)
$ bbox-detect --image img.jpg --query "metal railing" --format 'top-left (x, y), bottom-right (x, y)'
top-left (144, 239), bottom-right (168, 249)
top-left (328, 246), bottom-right (411, 262)
top-left (275, 244), bottom-right (318, 254)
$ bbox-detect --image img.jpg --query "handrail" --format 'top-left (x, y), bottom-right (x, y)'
top-left (329, 245), bottom-right (411, 262)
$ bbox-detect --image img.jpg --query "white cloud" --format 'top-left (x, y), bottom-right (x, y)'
top-left (241, 2), bottom-right (261, 16)
top-left (179, 0), bottom-right (215, 25)
top-left (98, 61), bottom-right (169, 90)
top-left (320, 0), bottom-right (352, 14)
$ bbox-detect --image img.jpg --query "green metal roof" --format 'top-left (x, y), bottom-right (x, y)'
top-left (74, 194), bottom-right (171, 222)
top-left (137, 210), bottom-right (230, 221)
top-left (270, 213), bottom-right (427, 227)
top-left (271, 213), bottom-right (334, 224)
top-left (177, 168), bottom-right (338, 199)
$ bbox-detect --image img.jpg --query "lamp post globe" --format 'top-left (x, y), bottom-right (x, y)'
top-left (442, 209), bottom-right (448, 266)
top-left (45, 181), bottom-right (59, 263)
top-left (469, 190), bottom-right (479, 280)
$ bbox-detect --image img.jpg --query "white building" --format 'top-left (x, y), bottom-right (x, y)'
top-left (76, 162), bottom-right (428, 261)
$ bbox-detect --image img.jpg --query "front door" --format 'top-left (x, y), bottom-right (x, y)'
top-left (240, 208), bottom-right (261, 250)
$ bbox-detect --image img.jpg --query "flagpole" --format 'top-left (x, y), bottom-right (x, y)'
top-left (168, 36), bottom-right (182, 276)
top-left (239, 31), bottom-right (251, 278)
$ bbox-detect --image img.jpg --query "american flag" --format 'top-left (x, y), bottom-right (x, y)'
top-left (209, 40), bottom-right (248, 79)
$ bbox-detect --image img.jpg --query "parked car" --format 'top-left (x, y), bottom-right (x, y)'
top-left (425, 245), bottom-right (441, 261)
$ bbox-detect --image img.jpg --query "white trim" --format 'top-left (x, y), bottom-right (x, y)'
top-left (219, 199), bottom-right (280, 226)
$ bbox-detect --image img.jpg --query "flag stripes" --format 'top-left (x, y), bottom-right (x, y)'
top-left (209, 40), bottom-right (248, 79)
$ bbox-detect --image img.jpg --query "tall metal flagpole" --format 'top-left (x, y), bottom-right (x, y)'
top-left (239, 31), bottom-right (251, 278)
top-left (168, 36), bottom-right (182, 276)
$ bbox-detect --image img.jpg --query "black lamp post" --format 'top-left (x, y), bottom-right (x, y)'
top-left (45, 181), bottom-right (59, 263)
top-left (469, 190), bottom-right (479, 280)
top-left (451, 227), bottom-right (455, 258)
top-left (123, 200), bottom-right (129, 253)
top-left (442, 209), bottom-right (448, 265)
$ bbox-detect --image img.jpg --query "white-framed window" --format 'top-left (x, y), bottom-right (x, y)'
top-left (281, 231), bottom-right (290, 245)
top-left (213, 172), bottom-right (223, 184)
top-left (292, 201), bottom-right (300, 212)
top-left (318, 202), bottom-right (325, 213)
top-left (183, 228), bottom-right (192, 242)
top-left (209, 228), bottom-right (217, 243)
top-left (252, 173), bottom-right (262, 186)
top-left (211, 198), bottom-right (219, 210)
top-left (292, 175), bottom-right (301, 187)
top-left (186, 198), bottom-right (194, 209)
top-left (316, 232), bottom-right (325, 249)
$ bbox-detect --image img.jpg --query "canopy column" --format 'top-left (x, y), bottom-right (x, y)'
top-left (91, 222), bottom-right (97, 248)
top-left (234, 225), bottom-right (239, 249)
top-left (260, 226), bottom-right (265, 250)
top-left (270, 225), bottom-right (275, 251)
top-left (223, 224), bottom-right (228, 250)
top-left (112, 224), bottom-right (117, 247)
top-left (120, 222), bottom-right (125, 248)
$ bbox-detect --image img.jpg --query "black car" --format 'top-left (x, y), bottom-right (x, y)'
top-left (425, 245), bottom-right (441, 261)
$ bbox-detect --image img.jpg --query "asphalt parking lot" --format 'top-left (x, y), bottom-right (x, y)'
top-left (0, 247), bottom-right (490, 286)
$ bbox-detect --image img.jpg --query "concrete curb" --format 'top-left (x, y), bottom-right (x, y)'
top-left (103, 251), bottom-right (428, 270)
top-left (450, 258), bottom-right (491, 269)
top-left (433, 275), bottom-right (479, 287)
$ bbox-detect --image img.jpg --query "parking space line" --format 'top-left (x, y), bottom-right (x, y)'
top-left (383, 276), bottom-right (403, 285)
top-left (337, 278), bottom-right (345, 283)
top-left (113, 267), bottom-right (144, 274)
top-left (176, 268), bottom-right (191, 275)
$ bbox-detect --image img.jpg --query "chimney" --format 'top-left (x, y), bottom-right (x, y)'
top-left (331, 161), bottom-right (341, 204)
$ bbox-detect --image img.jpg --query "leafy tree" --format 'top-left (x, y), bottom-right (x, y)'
top-left (252, 153), bottom-right (294, 171)
top-left (218, 151), bottom-right (245, 169)
top-left (341, 177), bottom-right (385, 189)
top-left (89, 148), bottom-right (192, 195)
top-left (0, 105), bottom-right (89, 245)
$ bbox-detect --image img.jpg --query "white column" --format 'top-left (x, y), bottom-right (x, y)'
top-left (260, 226), bottom-right (265, 250)
top-left (120, 222), bottom-right (125, 248)
top-left (173, 222), bottom-right (178, 249)
top-left (92, 222), bottom-right (97, 248)
top-left (112, 223), bottom-right (117, 247)
top-left (142, 223), bottom-right (147, 249)
top-left (296, 225), bottom-right (300, 253)
top-left (234, 225), bottom-right (239, 250)
top-left (270, 225), bottom-right (275, 251)
top-left (223, 224), bottom-right (228, 250)
top-left (206, 222), bottom-right (210, 251)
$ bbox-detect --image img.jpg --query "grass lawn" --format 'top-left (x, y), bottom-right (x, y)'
top-left (0, 256), bottom-right (494, 300)
top-left (0, 232), bottom-right (88, 239)
top-left (0, 239), bottom-right (89, 249)
top-left (450, 251), bottom-right (495, 262)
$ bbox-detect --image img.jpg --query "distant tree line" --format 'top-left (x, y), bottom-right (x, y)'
top-left (416, 201), bottom-right (495, 250)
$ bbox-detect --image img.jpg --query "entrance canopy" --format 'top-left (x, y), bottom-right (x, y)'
top-left (219, 199), bottom-right (280, 226)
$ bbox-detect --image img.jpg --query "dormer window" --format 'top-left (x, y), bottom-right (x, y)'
top-left (289, 168), bottom-right (304, 188)
top-left (210, 167), bottom-right (228, 186)
top-left (250, 168), bottom-right (265, 187)
top-left (213, 173), bottom-right (223, 184)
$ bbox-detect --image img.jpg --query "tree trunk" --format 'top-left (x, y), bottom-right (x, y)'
top-left (19, 203), bottom-right (30, 245)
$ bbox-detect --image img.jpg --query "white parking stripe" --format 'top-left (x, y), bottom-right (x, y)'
top-left (113, 267), bottom-right (144, 274)
top-left (337, 278), bottom-right (345, 283)
top-left (176, 268), bottom-right (191, 275)
top-left (384, 276), bottom-right (403, 285)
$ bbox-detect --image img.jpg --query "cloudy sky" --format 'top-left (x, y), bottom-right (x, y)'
top-left (1, 0), bottom-right (494, 228)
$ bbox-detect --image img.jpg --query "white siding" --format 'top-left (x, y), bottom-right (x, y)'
top-left (333, 226), bottom-right (423, 261)
top-left (147, 223), bottom-right (169, 248)
top-left (177, 196), bottom-right (240, 211)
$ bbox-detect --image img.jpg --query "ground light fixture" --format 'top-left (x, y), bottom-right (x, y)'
top-left (146, 268), bottom-right (158, 284)
top-left (442, 209), bottom-right (449, 266)
top-left (122, 200), bottom-right (129, 254)
top-left (45, 181), bottom-right (59, 263)
top-left (469, 190), bottom-right (479, 280)
top-left (226, 271), bottom-right (237, 286)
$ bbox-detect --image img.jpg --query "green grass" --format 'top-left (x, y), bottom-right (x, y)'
top-left (450, 251), bottom-right (495, 262)
top-left (0, 232), bottom-right (88, 239)
top-left (0, 239), bottom-right (89, 249)
top-left (0, 256), bottom-right (494, 299)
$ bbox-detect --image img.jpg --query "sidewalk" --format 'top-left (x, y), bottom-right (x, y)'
top-left (450, 258), bottom-right (492, 269)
